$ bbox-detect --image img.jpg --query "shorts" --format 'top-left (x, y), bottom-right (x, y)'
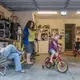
top-left (49, 49), bottom-right (56, 55)
top-left (49, 49), bottom-right (58, 56)
top-left (24, 42), bottom-right (34, 53)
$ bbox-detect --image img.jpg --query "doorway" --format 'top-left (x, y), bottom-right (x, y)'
top-left (65, 24), bottom-right (75, 50)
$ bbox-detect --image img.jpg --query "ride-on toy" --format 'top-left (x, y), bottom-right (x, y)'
top-left (73, 49), bottom-right (80, 57)
top-left (42, 48), bottom-right (68, 73)
top-left (73, 42), bottom-right (80, 57)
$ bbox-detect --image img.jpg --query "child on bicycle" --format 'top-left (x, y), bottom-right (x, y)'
top-left (74, 38), bottom-right (80, 51)
top-left (49, 34), bottom-right (62, 63)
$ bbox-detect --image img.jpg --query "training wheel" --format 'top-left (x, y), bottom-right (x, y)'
top-left (42, 65), bottom-right (44, 69)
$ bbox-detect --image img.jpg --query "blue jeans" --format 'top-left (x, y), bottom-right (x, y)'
top-left (2, 44), bottom-right (22, 71)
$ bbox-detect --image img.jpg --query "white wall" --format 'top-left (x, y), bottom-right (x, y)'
top-left (37, 19), bottom-right (80, 52)
top-left (15, 11), bottom-right (33, 29)
top-left (0, 5), bottom-right (12, 18)
top-left (38, 19), bottom-right (80, 27)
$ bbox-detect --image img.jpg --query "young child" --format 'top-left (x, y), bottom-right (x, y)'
top-left (49, 34), bottom-right (62, 63)
top-left (75, 38), bottom-right (80, 51)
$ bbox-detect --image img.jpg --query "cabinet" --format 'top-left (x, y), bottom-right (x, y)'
top-left (38, 41), bottom-right (49, 54)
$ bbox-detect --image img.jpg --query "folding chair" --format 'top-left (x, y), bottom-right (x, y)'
top-left (0, 55), bottom-right (8, 76)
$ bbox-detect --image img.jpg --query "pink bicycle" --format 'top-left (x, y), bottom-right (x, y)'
top-left (42, 49), bottom-right (68, 73)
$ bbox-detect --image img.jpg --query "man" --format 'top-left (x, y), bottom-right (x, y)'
top-left (0, 44), bottom-right (25, 73)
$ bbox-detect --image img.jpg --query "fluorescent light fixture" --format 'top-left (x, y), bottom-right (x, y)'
top-left (61, 11), bottom-right (67, 16)
top-left (76, 11), bottom-right (80, 14)
top-left (37, 11), bottom-right (58, 14)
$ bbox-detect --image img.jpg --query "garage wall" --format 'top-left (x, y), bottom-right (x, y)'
top-left (15, 11), bottom-right (33, 29)
top-left (0, 5), bottom-right (12, 18)
top-left (38, 19), bottom-right (80, 27)
top-left (37, 18), bottom-right (80, 53)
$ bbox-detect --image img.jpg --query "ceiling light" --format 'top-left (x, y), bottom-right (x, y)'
top-left (37, 11), bottom-right (58, 14)
top-left (76, 11), bottom-right (80, 14)
top-left (60, 11), bottom-right (67, 16)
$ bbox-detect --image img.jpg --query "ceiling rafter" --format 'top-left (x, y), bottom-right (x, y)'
top-left (1, 0), bottom-right (80, 11)
top-left (0, 2), bottom-right (11, 11)
top-left (33, 0), bottom-right (39, 10)
top-left (64, 0), bottom-right (70, 9)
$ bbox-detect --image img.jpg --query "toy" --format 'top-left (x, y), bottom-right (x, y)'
top-left (17, 26), bottom-right (23, 43)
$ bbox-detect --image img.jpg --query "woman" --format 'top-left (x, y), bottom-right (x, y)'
top-left (23, 20), bottom-right (35, 64)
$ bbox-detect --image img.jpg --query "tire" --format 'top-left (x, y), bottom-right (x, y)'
top-left (52, 60), bottom-right (55, 67)
top-left (45, 57), bottom-right (50, 62)
top-left (45, 57), bottom-right (52, 68)
top-left (74, 53), bottom-right (77, 57)
top-left (73, 50), bottom-right (77, 57)
top-left (57, 61), bottom-right (68, 73)
top-left (45, 62), bottom-right (52, 68)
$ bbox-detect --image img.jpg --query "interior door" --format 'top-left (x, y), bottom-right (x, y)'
top-left (65, 24), bottom-right (75, 50)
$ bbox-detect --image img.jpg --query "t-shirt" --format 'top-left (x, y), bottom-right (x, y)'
top-left (28, 29), bottom-right (35, 42)
top-left (49, 39), bottom-right (58, 52)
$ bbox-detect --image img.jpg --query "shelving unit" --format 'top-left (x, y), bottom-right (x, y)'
top-left (0, 38), bottom-right (20, 48)
top-left (0, 20), bottom-right (11, 38)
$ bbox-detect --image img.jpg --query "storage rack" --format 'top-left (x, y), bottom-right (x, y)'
top-left (0, 20), bottom-right (11, 38)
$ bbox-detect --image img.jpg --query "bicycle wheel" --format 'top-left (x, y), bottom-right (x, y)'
top-left (45, 57), bottom-right (50, 62)
top-left (45, 57), bottom-right (52, 68)
top-left (73, 50), bottom-right (77, 57)
top-left (73, 52), bottom-right (77, 57)
top-left (57, 60), bottom-right (68, 73)
top-left (45, 62), bottom-right (52, 68)
top-left (52, 60), bottom-right (55, 67)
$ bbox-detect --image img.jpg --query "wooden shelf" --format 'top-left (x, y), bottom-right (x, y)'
top-left (0, 38), bottom-right (18, 42)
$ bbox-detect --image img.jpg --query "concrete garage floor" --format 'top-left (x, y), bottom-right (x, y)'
top-left (0, 51), bottom-right (80, 80)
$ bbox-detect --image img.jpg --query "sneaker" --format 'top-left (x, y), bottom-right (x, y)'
top-left (27, 61), bottom-right (33, 64)
top-left (17, 69), bottom-right (26, 73)
top-left (20, 69), bottom-right (26, 73)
